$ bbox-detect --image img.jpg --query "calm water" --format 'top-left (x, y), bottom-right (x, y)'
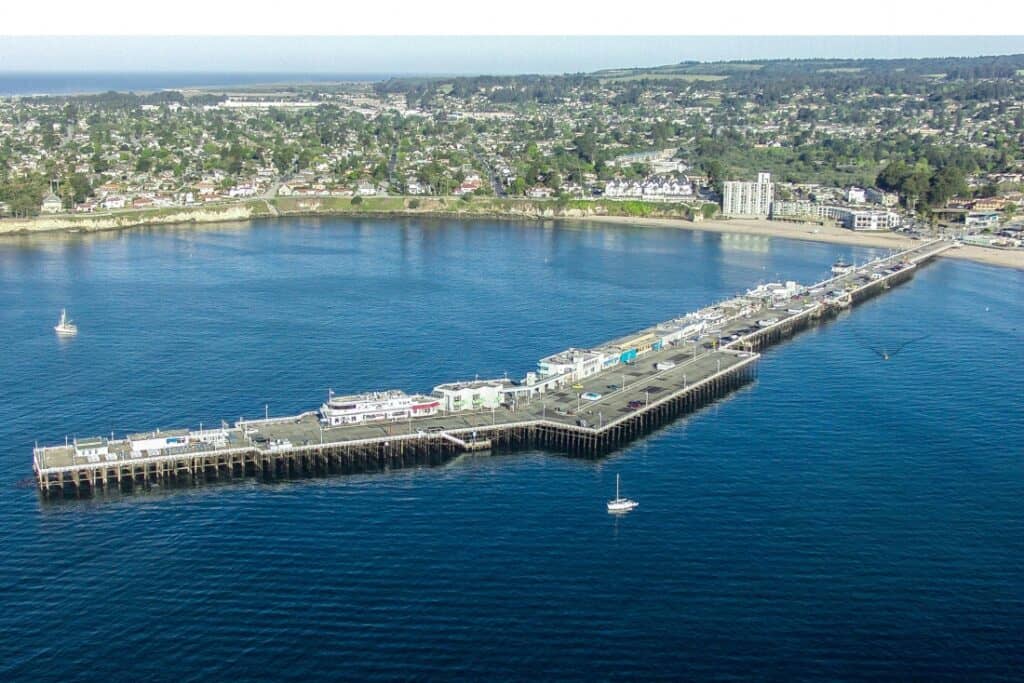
top-left (0, 72), bottom-right (387, 97)
top-left (1, 218), bottom-right (1021, 681)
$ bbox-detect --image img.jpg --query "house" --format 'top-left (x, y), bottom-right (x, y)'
top-left (195, 181), bottom-right (218, 198)
top-left (40, 192), bottom-right (64, 214)
top-left (356, 181), bottom-right (378, 196)
top-left (972, 197), bottom-right (1006, 212)
top-left (527, 186), bottom-right (554, 199)
top-left (452, 175), bottom-right (482, 196)
top-left (228, 184), bottom-right (258, 198)
top-left (101, 195), bottom-right (127, 210)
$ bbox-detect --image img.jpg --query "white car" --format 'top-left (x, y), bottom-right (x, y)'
top-left (581, 392), bottom-right (602, 401)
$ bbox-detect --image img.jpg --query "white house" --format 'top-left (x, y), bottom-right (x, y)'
top-left (40, 192), bottom-right (64, 214)
top-left (356, 181), bottom-right (379, 196)
top-left (101, 195), bottom-right (127, 210)
top-left (228, 184), bottom-right (258, 198)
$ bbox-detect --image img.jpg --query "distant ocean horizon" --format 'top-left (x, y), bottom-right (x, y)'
top-left (0, 71), bottom-right (395, 97)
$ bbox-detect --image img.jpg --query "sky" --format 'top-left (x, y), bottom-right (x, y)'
top-left (2, 36), bottom-right (1024, 75)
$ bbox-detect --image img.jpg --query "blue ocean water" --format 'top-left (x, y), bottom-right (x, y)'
top-left (0, 72), bottom-right (387, 97)
top-left (0, 218), bottom-right (1021, 680)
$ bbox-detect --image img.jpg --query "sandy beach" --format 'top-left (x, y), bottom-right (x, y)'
top-left (585, 215), bottom-right (1024, 270)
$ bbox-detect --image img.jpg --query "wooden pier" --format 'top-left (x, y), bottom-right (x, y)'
top-left (32, 239), bottom-right (954, 500)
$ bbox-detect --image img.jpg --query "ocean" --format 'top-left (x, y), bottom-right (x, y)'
top-left (1, 218), bottom-right (1021, 680)
top-left (0, 72), bottom-right (387, 97)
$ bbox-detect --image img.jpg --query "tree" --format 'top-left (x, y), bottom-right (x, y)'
top-left (701, 159), bottom-right (725, 193)
top-left (351, 195), bottom-right (363, 205)
top-left (927, 165), bottom-right (967, 206)
top-left (68, 173), bottom-right (93, 204)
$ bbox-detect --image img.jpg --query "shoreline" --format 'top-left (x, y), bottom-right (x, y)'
top-left (578, 215), bottom-right (1024, 270)
top-left (2, 200), bottom-right (1021, 270)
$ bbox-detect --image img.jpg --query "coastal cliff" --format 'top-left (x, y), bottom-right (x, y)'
top-left (0, 196), bottom-right (701, 235)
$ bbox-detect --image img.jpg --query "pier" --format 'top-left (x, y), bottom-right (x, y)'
top-left (33, 239), bottom-right (954, 499)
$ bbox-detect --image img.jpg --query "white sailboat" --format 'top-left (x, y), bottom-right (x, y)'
top-left (607, 474), bottom-right (638, 513)
top-left (54, 309), bottom-right (78, 336)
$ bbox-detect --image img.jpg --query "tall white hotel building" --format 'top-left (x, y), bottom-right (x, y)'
top-left (722, 172), bottom-right (774, 216)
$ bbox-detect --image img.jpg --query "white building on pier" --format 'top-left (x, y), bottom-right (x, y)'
top-left (431, 380), bottom-right (509, 412)
top-left (320, 390), bottom-right (441, 426)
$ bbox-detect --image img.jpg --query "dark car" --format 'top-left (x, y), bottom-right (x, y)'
top-left (627, 400), bottom-right (644, 410)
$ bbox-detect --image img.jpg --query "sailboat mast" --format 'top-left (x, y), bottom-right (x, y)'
top-left (616, 474), bottom-right (620, 500)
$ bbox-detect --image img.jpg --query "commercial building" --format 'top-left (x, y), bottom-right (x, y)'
top-left (431, 380), bottom-right (508, 412)
top-left (129, 429), bottom-right (190, 456)
top-left (319, 390), bottom-right (441, 426)
top-left (771, 201), bottom-right (900, 231)
top-left (537, 348), bottom-right (606, 381)
top-left (722, 172), bottom-right (774, 217)
top-left (965, 212), bottom-right (1001, 230)
top-left (842, 209), bottom-right (900, 231)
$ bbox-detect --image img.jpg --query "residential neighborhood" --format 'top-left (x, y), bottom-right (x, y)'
top-left (1, 55), bottom-right (1023, 248)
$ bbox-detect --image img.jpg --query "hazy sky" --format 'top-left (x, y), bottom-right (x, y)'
top-left (2, 36), bottom-right (1023, 74)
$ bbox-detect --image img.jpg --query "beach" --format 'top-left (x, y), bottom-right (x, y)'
top-left (586, 215), bottom-right (1024, 270)
top-left (2, 201), bottom-right (1021, 270)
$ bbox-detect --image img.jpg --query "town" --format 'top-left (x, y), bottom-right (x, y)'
top-left (2, 54), bottom-right (1024, 251)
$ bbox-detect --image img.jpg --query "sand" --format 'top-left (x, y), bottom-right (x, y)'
top-left (583, 216), bottom-right (1024, 271)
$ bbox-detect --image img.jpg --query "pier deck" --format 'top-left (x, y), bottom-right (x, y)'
top-left (33, 239), bottom-right (954, 498)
